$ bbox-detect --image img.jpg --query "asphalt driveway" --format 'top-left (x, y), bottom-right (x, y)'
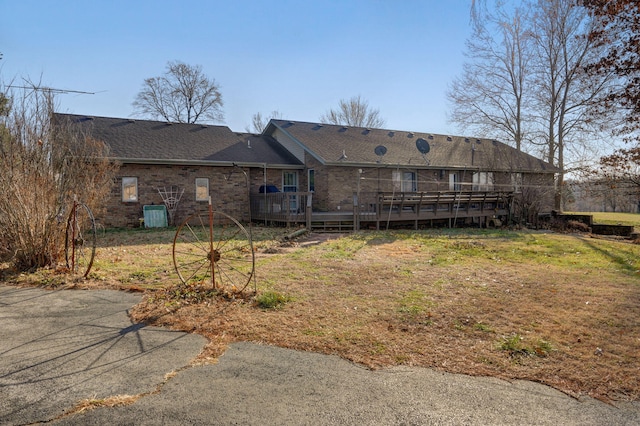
top-left (0, 285), bottom-right (206, 424)
top-left (1, 285), bottom-right (639, 425)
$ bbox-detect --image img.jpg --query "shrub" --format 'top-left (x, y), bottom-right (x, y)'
top-left (0, 84), bottom-right (116, 270)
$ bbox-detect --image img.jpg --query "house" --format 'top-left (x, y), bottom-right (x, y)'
top-left (263, 120), bottom-right (558, 228)
top-left (56, 114), bottom-right (302, 228)
top-left (57, 113), bottom-right (559, 230)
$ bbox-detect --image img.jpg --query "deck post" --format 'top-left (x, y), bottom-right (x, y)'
top-left (306, 193), bottom-right (312, 230)
top-left (353, 192), bottom-right (358, 232)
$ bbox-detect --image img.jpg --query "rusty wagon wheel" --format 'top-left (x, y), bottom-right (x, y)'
top-left (172, 209), bottom-right (255, 293)
top-left (65, 202), bottom-right (97, 278)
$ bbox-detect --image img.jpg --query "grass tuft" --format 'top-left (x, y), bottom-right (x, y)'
top-left (255, 290), bottom-right (292, 309)
top-left (499, 333), bottom-right (531, 356)
top-left (498, 334), bottom-right (554, 358)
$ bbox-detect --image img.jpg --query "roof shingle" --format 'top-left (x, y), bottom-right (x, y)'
top-left (55, 114), bottom-right (302, 167)
top-left (268, 120), bottom-right (559, 173)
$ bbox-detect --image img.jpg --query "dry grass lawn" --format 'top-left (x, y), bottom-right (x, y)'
top-left (4, 226), bottom-right (640, 403)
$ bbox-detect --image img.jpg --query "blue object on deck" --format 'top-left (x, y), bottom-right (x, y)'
top-left (259, 185), bottom-right (280, 193)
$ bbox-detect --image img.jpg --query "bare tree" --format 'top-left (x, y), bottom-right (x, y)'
top-left (0, 82), bottom-right (117, 271)
top-left (588, 147), bottom-right (640, 212)
top-left (133, 61), bottom-right (223, 124)
top-left (448, 3), bottom-right (533, 151)
top-left (320, 95), bottom-right (385, 128)
top-left (455, 0), bottom-right (617, 210)
top-left (584, 0), bottom-right (640, 140)
top-left (529, 0), bottom-right (615, 209)
top-left (246, 110), bottom-right (282, 133)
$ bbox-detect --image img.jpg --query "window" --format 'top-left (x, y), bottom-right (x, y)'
top-left (196, 178), bottom-right (209, 201)
top-left (308, 169), bottom-right (315, 192)
top-left (283, 171), bottom-right (298, 192)
top-left (393, 170), bottom-right (417, 192)
top-left (283, 171), bottom-right (298, 211)
top-left (402, 171), bottom-right (417, 192)
top-left (449, 173), bottom-right (461, 191)
top-left (122, 177), bottom-right (138, 202)
top-left (472, 172), bottom-right (494, 191)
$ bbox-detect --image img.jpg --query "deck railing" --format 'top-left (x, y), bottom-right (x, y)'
top-left (251, 190), bottom-right (513, 229)
top-left (355, 191), bottom-right (513, 229)
top-left (250, 192), bottom-right (312, 226)
top-left (357, 191), bottom-right (513, 216)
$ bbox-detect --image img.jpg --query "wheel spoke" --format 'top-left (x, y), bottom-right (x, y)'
top-left (214, 226), bottom-right (243, 251)
top-left (173, 211), bottom-right (254, 292)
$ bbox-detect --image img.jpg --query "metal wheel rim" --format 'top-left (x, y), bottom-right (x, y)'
top-left (65, 203), bottom-right (97, 278)
top-left (173, 211), bottom-right (255, 293)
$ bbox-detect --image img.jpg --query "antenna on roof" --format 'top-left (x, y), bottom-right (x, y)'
top-left (415, 138), bottom-right (431, 165)
top-left (7, 85), bottom-right (97, 95)
top-left (374, 145), bottom-right (387, 164)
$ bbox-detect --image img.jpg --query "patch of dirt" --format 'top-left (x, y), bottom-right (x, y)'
top-left (295, 232), bottom-right (347, 244)
top-left (258, 232), bottom-right (347, 254)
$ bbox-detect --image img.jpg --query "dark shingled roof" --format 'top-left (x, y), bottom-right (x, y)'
top-left (55, 114), bottom-right (302, 167)
top-left (267, 120), bottom-right (559, 173)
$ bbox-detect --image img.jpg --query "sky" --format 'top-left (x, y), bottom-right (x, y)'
top-left (1, 0), bottom-right (474, 135)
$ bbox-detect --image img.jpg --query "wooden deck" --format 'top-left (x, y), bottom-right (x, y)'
top-left (250, 191), bottom-right (513, 231)
top-left (250, 192), bottom-right (311, 227)
top-left (359, 191), bottom-right (513, 230)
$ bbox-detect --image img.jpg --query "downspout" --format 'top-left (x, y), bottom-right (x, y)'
top-left (263, 163), bottom-right (267, 226)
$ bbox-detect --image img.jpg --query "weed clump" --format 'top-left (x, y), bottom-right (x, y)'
top-left (150, 283), bottom-right (252, 307)
top-left (255, 291), bottom-right (292, 309)
top-left (166, 284), bottom-right (218, 304)
top-left (498, 333), bottom-right (554, 358)
top-left (566, 220), bottom-right (591, 233)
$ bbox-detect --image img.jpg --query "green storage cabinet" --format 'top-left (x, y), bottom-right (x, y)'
top-left (143, 205), bottom-right (168, 228)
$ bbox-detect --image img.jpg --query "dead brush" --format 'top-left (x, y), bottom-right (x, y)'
top-left (566, 220), bottom-right (591, 233)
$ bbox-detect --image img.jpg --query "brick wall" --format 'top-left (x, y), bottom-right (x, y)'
top-left (105, 164), bottom-right (253, 228)
top-left (103, 163), bottom-right (555, 228)
top-left (305, 164), bottom-right (466, 212)
top-left (103, 164), bottom-right (308, 228)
